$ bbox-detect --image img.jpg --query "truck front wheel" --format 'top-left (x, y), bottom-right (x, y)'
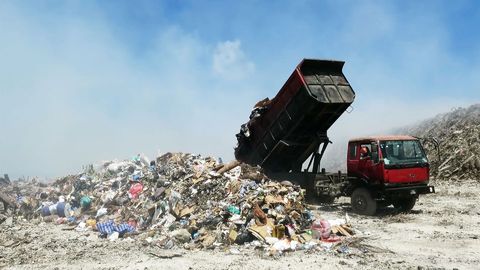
top-left (351, 188), bottom-right (377, 215)
top-left (393, 196), bottom-right (416, 212)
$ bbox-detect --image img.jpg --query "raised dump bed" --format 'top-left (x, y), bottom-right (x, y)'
top-left (235, 59), bottom-right (355, 172)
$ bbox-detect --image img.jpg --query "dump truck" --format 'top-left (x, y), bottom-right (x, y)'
top-left (235, 59), bottom-right (435, 215)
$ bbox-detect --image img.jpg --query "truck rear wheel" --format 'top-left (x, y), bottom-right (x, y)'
top-left (351, 188), bottom-right (377, 215)
top-left (393, 196), bottom-right (416, 212)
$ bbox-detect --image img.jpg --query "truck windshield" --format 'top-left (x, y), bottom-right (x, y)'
top-left (379, 140), bottom-right (428, 166)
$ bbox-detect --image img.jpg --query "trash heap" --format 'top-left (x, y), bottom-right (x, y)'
top-left (399, 104), bottom-right (480, 180)
top-left (1, 153), bottom-right (357, 254)
top-left (0, 175), bottom-right (48, 224)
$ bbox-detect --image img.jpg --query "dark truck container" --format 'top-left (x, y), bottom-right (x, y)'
top-left (235, 59), bottom-right (355, 172)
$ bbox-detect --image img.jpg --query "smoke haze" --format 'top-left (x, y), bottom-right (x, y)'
top-left (0, 1), bottom-right (479, 179)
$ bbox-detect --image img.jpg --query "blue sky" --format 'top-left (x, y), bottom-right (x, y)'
top-left (1, 1), bottom-right (479, 179)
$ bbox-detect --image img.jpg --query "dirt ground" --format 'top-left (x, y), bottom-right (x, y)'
top-left (1, 179), bottom-right (479, 270)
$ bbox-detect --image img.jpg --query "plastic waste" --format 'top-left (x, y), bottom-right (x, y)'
top-left (128, 182), bottom-right (144, 199)
top-left (96, 207), bottom-right (108, 218)
top-left (274, 205), bottom-right (285, 214)
top-left (55, 217), bottom-right (68, 224)
top-left (311, 219), bottom-right (331, 240)
top-left (80, 196), bottom-right (92, 210)
top-left (108, 231), bottom-right (119, 241)
top-left (97, 220), bottom-right (135, 236)
top-left (75, 222), bottom-right (87, 231)
top-left (86, 219), bottom-right (97, 228)
top-left (229, 248), bottom-right (241, 254)
top-left (265, 237), bottom-right (279, 245)
top-left (227, 205), bottom-right (241, 215)
top-left (272, 239), bottom-right (299, 252)
top-left (41, 202), bottom-right (72, 218)
top-left (235, 231), bottom-right (254, 244)
top-left (101, 190), bottom-right (116, 204)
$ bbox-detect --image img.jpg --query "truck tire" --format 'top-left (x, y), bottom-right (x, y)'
top-left (351, 188), bottom-right (377, 215)
top-left (377, 200), bottom-right (392, 208)
top-left (393, 196), bottom-right (416, 212)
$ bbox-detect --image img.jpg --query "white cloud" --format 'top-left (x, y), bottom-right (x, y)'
top-left (212, 40), bottom-right (255, 80)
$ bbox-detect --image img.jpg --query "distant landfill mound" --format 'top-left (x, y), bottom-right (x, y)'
top-left (398, 104), bottom-right (480, 180)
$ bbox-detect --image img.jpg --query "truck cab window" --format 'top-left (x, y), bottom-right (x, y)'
top-left (360, 144), bottom-right (371, 159)
top-left (349, 143), bottom-right (357, 159)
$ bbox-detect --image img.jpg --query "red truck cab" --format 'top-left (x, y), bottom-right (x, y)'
top-left (346, 135), bottom-right (435, 215)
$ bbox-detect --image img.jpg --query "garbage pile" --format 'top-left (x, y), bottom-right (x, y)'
top-left (0, 175), bottom-right (48, 224)
top-left (399, 104), bottom-right (480, 180)
top-left (1, 153), bottom-right (358, 254)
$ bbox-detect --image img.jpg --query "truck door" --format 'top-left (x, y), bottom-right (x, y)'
top-left (369, 142), bottom-right (383, 183)
top-left (347, 142), bottom-right (358, 176)
top-left (357, 142), bottom-right (373, 180)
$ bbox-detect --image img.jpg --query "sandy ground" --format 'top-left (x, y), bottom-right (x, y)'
top-left (1, 179), bottom-right (479, 270)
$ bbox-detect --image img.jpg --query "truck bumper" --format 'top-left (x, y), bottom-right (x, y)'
top-left (383, 185), bottom-right (435, 195)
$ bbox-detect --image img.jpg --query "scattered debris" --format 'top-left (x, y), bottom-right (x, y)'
top-left (148, 252), bottom-right (184, 259)
top-left (333, 237), bottom-right (394, 254)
